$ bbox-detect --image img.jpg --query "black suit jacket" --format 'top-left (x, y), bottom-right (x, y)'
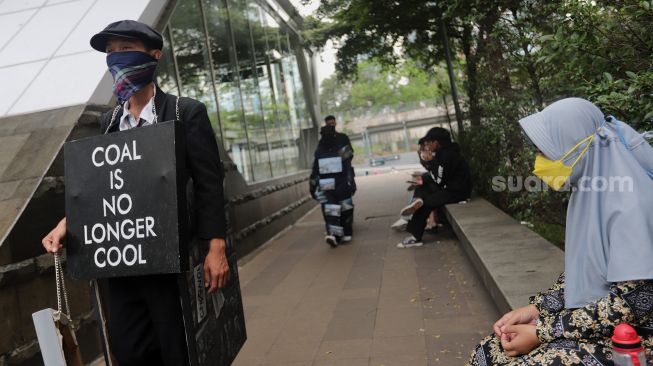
top-left (309, 131), bottom-right (356, 201)
top-left (422, 143), bottom-right (471, 199)
top-left (99, 86), bottom-right (227, 240)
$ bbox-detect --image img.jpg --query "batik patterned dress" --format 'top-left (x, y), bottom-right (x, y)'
top-left (468, 273), bottom-right (653, 365)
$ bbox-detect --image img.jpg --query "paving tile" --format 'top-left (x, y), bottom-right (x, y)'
top-left (425, 332), bottom-right (482, 365)
top-left (244, 250), bottom-right (310, 296)
top-left (293, 294), bottom-right (340, 314)
top-left (423, 315), bottom-right (494, 337)
top-left (234, 336), bottom-right (274, 362)
top-left (373, 307), bottom-right (424, 337)
top-left (275, 312), bottom-right (331, 344)
top-left (323, 309), bottom-right (377, 341)
top-left (420, 294), bottom-right (472, 319)
top-left (242, 316), bottom-right (286, 342)
top-left (312, 358), bottom-right (369, 366)
top-left (369, 354), bottom-right (428, 366)
top-left (232, 356), bottom-right (263, 366)
top-left (343, 259), bottom-right (383, 289)
top-left (371, 335), bottom-right (426, 357)
top-left (315, 339), bottom-right (372, 360)
top-left (377, 291), bottom-right (422, 310)
top-left (334, 297), bottom-right (378, 314)
top-left (262, 361), bottom-right (312, 366)
top-left (339, 288), bottom-right (378, 300)
top-left (264, 339), bottom-right (321, 364)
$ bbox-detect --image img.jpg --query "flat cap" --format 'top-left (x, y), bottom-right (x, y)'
top-left (90, 20), bottom-right (163, 52)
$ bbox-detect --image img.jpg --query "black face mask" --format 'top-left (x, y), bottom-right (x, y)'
top-left (320, 126), bottom-right (337, 145)
top-left (321, 125), bottom-right (335, 135)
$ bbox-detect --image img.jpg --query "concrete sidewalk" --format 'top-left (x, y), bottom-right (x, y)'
top-left (233, 172), bottom-right (499, 366)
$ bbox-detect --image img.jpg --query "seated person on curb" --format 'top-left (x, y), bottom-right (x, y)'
top-left (397, 127), bottom-right (471, 248)
top-left (391, 139), bottom-right (440, 232)
top-left (469, 98), bottom-right (653, 365)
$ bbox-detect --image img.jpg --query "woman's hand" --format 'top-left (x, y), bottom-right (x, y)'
top-left (500, 324), bottom-right (540, 357)
top-left (493, 304), bottom-right (539, 337)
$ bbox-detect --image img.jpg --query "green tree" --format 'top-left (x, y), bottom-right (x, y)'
top-left (319, 59), bottom-right (450, 120)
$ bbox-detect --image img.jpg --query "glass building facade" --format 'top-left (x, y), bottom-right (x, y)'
top-left (157, 0), bottom-right (315, 183)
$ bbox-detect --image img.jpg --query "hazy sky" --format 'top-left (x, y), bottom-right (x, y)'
top-left (287, 0), bottom-right (337, 88)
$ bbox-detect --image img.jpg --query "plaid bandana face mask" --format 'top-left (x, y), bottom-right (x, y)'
top-left (106, 51), bottom-right (158, 103)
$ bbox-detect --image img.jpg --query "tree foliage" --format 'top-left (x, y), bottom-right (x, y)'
top-left (319, 59), bottom-right (451, 120)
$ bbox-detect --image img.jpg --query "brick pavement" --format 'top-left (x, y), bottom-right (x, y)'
top-left (233, 171), bottom-right (500, 366)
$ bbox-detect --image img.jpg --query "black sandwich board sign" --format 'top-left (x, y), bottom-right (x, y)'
top-left (64, 120), bottom-right (189, 279)
top-left (180, 238), bottom-right (247, 365)
top-left (64, 120), bottom-right (246, 365)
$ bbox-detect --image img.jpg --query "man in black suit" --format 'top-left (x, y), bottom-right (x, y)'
top-left (42, 20), bottom-right (228, 366)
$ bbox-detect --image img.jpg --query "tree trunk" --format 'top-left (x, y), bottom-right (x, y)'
top-left (510, 8), bottom-right (544, 108)
top-left (440, 18), bottom-right (465, 141)
top-left (461, 25), bottom-right (481, 128)
top-left (522, 41), bottom-right (544, 108)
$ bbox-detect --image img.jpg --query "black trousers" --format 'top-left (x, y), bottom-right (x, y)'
top-left (406, 186), bottom-right (465, 241)
top-left (321, 198), bottom-right (354, 239)
top-left (107, 274), bottom-right (188, 366)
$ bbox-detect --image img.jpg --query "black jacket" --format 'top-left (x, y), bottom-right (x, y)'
top-left (309, 132), bottom-right (356, 201)
top-left (422, 143), bottom-right (471, 198)
top-left (100, 86), bottom-right (226, 240)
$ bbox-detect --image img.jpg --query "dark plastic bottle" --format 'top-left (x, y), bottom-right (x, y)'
top-left (612, 323), bottom-right (647, 366)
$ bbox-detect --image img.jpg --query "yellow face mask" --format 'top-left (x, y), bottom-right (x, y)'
top-left (533, 134), bottom-right (595, 191)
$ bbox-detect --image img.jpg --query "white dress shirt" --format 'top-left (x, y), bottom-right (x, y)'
top-left (119, 95), bottom-right (157, 131)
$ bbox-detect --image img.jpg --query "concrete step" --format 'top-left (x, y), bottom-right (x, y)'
top-left (444, 198), bottom-right (564, 314)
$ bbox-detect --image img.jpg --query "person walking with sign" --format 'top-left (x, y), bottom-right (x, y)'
top-left (309, 116), bottom-right (356, 247)
top-left (41, 20), bottom-right (229, 366)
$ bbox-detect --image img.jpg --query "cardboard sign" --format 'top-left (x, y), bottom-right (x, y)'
top-left (324, 204), bottom-right (341, 217)
top-left (319, 178), bottom-right (336, 191)
top-left (327, 225), bottom-right (344, 237)
top-left (318, 157), bottom-right (343, 174)
top-left (179, 238), bottom-right (247, 366)
top-left (64, 121), bottom-right (188, 279)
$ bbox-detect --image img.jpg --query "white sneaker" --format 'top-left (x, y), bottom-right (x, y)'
top-left (342, 236), bottom-right (352, 242)
top-left (400, 198), bottom-right (424, 216)
top-left (396, 236), bottom-right (423, 248)
top-left (325, 235), bottom-right (338, 248)
top-left (391, 218), bottom-right (408, 231)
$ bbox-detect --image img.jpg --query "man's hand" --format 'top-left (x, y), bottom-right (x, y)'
top-left (500, 324), bottom-right (540, 357)
top-left (415, 175), bottom-right (424, 186)
top-left (493, 304), bottom-right (539, 338)
top-left (42, 218), bottom-right (67, 254)
top-left (204, 238), bottom-right (230, 294)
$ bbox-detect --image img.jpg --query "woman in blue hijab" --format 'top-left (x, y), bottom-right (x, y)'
top-left (469, 98), bottom-right (653, 365)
